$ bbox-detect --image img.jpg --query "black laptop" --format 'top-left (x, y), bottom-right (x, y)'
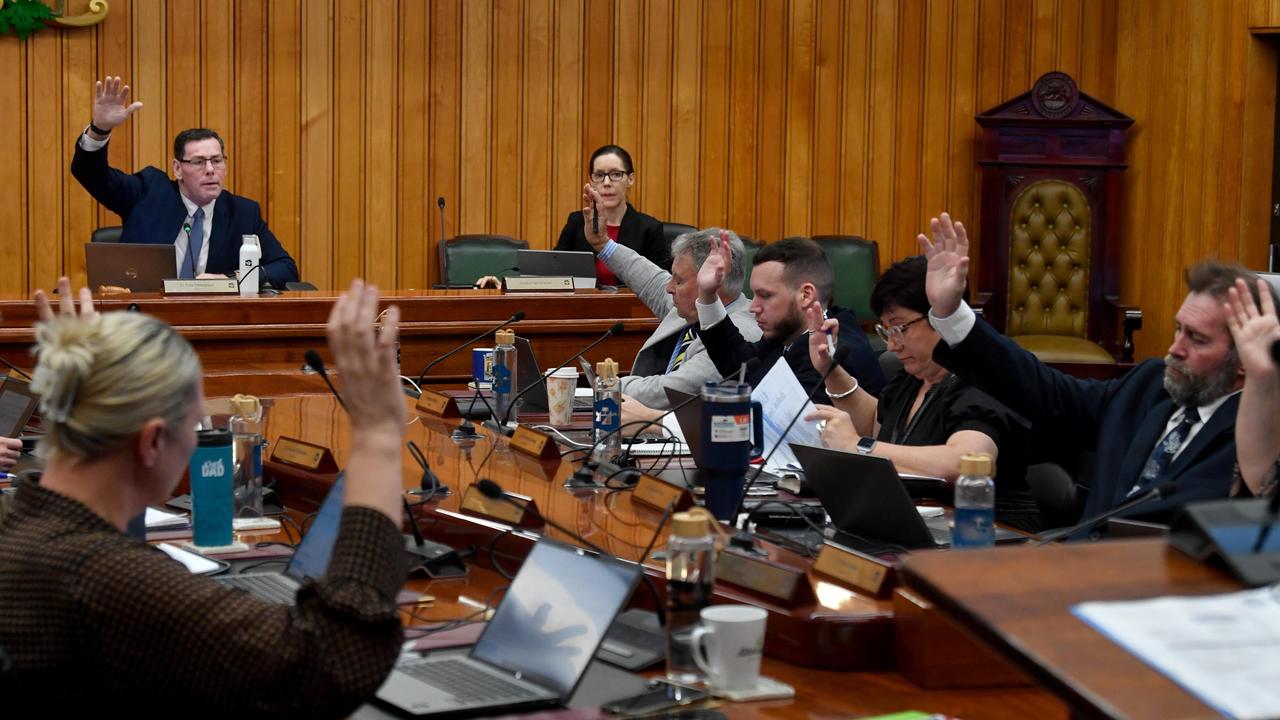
top-left (214, 474), bottom-right (345, 604)
top-left (515, 249), bottom-right (597, 289)
top-left (0, 376), bottom-right (38, 439)
top-left (84, 242), bottom-right (176, 292)
top-left (789, 443), bottom-right (1024, 549)
top-left (374, 539), bottom-right (641, 717)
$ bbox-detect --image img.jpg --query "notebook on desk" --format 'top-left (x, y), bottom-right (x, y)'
top-left (213, 474), bottom-right (345, 604)
top-left (375, 539), bottom-right (641, 717)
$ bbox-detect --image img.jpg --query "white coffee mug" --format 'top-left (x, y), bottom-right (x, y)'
top-left (689, 604), bottom-right (767, 692)
top-left (545, 367), bottom-right (578, 427)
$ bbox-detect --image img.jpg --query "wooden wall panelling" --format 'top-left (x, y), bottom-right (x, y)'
top-left (397, 0), bottom-right (427, 289)
top-left (27, 30), bottom-right (62, 293)
top-left (364, 0), bottom-right (397, 288)
top-left (613, 0), bottom-right (644, 194)
top-left (300, 0), bottom-right (334, 287)
top-left (782, 0), bottom-right (813, 235)
top-left (268, 0), bottom-right (302, 272)
top-left (727, 0), bottom-right (760, 235)
top-left (229, 0), bottom-right (265, 221)
top-left (581, 0), bottom-right (614, 185)
top-left (63, 25), bottom-right (96, 288)
top-left (891, 0), bottom-right (925, 263)
top-left (637, 0), bottom-right (671, 225)
top-left (522, 0), bottom-right (553, 249)
top-left (428, 0), bottom-right (461, 278)
top-left (549, 0), bottom-right (584, 247)
top-left (920, 0), bottom-right (954, 253)
top-left (333, 0), bottom-right (366, 289)
top-left (669, 0), bottom-right (702, 226)
top-left (96, 0), bottom-right (132, 233)
top-left (1240, 30), bottom-right (1279, 267)
top-left (698, 0), bottom-right (731, 227)
top-left (756, 0), bottom-right (786, 243)
top-left (809, 0), bottom-right (841, 236)
top-left (459, 0), bottom-right (492, 239)
top-left (492, 0), bottom-right (524, 239)
top-left (866, 0), bottom-right (899, 251)
top-left (837, 0), bottom-right (870, 239)
top-left (0, 28), bottom-right (25, 294)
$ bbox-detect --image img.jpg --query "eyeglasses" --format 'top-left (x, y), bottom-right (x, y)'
top-left (177, 155), bottom-right (228, 169)
top-left (589, 170), bottom-right (629, 184)
top-left (874, 315), bottom-right (927, 342)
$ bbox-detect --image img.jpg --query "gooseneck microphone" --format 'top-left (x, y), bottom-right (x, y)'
top-left (1034, 481), bottom-right (1180, 545)
top-left (304, 350), bottom-right (348, 413)
top-left (495, 322), bottom-right (626, 428)
top-left (437, 196), bottom-right (447, 248)
top-left (414, 311), bottom-right (526, 388)
top-left (308, 347), bottom-right (465, 577)
top-left (732, 346), bottom-right (850, 534)
top-left (183, 223), bottom-right (198, 278)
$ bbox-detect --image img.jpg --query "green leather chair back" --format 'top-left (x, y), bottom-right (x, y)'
top-left (808, 235), bottom-right (879, 323)
top-left (438, 235), bottom-right (528, 288)
top-left (92, 226), bottom-right (123, 243)
top-left (739, 236), bottom-right (763, 298)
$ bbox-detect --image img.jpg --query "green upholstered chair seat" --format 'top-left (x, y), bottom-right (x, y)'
top-left (438, 235), bottom-right (528, 287)
top-left (1013, 334), bottom-right (1116, 364)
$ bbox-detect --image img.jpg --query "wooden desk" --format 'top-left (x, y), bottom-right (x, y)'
top-left (0, 289), bottom-right (657, 396)
top-left (901, 540), bottom-right (1243, 720)
top-left (253, 393), bottom-right (1067, 719)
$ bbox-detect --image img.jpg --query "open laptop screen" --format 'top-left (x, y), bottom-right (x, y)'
top-left (0, 376), bottom-right (38, 438)
top-left (285, 473), bottom-right (346, 581)
top-left (471, 541), bottom-right (639, 698)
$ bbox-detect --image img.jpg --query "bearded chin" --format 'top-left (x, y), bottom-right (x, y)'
top-left (1163, 352), bottom-right (1240, 407)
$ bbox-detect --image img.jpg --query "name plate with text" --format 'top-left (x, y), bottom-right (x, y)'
top-left (632, 474), bottom-right (695, 512)
top-left (163, 278), bottom-right (238, 295)
top-left (813, 541), bottom-right (897, 598)
top-left (716, 548), bottom-right (815, 607)
top-left (502, 276), bottom-right (574, 292)
top-left (415, 389), bottom-right (461, 418)
top-left (509, 424), bottom-right (562, 463)
top-left (459, 484), bottom-right (541, 528)
top-left (271, 436), bottom-right (337, 472)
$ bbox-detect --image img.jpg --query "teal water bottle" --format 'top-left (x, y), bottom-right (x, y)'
top-left (191, 428), bottom-right (234, 547)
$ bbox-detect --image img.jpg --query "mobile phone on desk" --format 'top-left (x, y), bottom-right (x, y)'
top-left (602, 680), bottom-right (710, 716)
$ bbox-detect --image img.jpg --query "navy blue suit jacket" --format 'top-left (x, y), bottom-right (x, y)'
top-left (699, 304), bottom-right (887, 403)
top-left (71, 142), bottom-right (299, 288)
top-left (932, 318), bottom-right (1239, 523)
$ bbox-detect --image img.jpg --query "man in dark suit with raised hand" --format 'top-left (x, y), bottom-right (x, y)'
top-left (71, 76), bottom-right (299, 289)
top-left (921, 212), bottom-right (1271, 527)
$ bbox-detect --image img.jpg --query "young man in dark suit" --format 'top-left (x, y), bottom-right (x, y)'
top-left (71, 77), bottom-right (299, 289)
top-left (921, 212), bottom-right (1273, 528)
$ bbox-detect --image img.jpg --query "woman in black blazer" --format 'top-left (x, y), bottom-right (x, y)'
top-left (556, 145), bottom-right (668, 282)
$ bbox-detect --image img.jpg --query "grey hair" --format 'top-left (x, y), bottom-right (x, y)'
top-left (670, 227), bottom-right (747, 296)
top-left (31, 311), bottom-right (202, 463)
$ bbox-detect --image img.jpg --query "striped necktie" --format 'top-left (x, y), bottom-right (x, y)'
top-left (666, 326), bottom-right (696, 372)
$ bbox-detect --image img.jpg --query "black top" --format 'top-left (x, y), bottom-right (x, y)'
top-left (555, 203), bottom-right (669, 271)
top-left (699, 304), bottom-right (887, 403)
top-left (875, 370), bottom-right (1033, 503)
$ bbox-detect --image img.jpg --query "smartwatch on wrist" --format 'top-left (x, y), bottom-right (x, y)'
top-left (855, 436), bottom-right (877, 455)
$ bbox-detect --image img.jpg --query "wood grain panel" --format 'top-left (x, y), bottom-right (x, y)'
top-left (2, 0), bottom-right (1275, 365)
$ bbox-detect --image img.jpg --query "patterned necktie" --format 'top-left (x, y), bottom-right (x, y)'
top-left (1131, 406), bottom-right (1201, 496)
top-left (181, 207), bottom-right (205, 279)
top-left (666, 326), bottom-right (696, 372)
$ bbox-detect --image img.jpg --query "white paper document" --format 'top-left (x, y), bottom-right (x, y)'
top-left (750, 361), bottom-right (822, 473)
top-left (1072, 585), bottom-right (1280, 719)
top-left (144, 506), bottom-right (189, 529)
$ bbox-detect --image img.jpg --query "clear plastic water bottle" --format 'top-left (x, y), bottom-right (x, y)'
top-left (593, 358), bottom-right (621, 461)
top-left (229, 394), bottom-right (264, 519)
top-left (953, 452), bottom-right (995, 549)
top-left (665, 511), bottom-right (715, 684)
top-left (491, 329), bottom-right (518, 424)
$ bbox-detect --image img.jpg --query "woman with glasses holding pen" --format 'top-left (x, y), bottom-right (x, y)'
top-left (556, 145), bottom-right (668, 284)
top-left (805, 255), bottom-right (1041, 531)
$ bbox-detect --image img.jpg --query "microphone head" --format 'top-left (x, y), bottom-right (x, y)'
top-left (437, 196), bottom-right (446, 210)
top-left (608, 322), bottom-right (625, 336)
top-left (476, 479), bottom-right (503, 499)
top-left (304, 349), bottom-right (327, 374)
top-left (1154, 481), bottom-right (1178, 500)
top-left (511, 310), bottom-right (526, 322)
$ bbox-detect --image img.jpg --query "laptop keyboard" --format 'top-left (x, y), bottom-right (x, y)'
top-left (400, 657), bottom-right (542, 704)
top-left (216, 573), bottom-right (298, 605)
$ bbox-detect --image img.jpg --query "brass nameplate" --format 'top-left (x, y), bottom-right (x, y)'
top-left (716, 548), bottom-right (814, 607)
top-left (460, 484), bottom-right (536, 526)
top-left (272, 437), bottom-right (326, 470)
top-left (163, 278), bottom-right (238, 295)
top-left (813, 541), bottom-right (897, 598)
top-left (509, 424), bottom-right (560, 461)
top-left (632, 474), bottom-right (695, 512)
top-left (415, 389), bottom-right (460, 418)
top-left (503, 276), bottom-right (574, 292)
